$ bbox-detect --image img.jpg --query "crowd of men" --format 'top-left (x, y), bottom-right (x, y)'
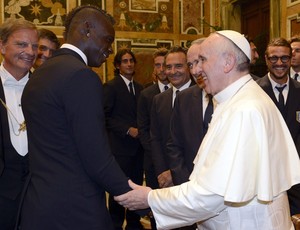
top-left (1, 4), bottom-right (300, 230)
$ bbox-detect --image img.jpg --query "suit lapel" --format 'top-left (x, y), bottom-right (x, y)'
top-left (0, 80), bottom-right (7, 174)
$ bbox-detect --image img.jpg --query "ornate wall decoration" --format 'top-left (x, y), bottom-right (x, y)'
top-left (78, 0), bottom-right (104, 8)
top-left (180, 0), bottom-right (204, 34)
top-left (114, 0), bottom-right (173, 32)
top-left (3, 0), bottom-right (67, 26)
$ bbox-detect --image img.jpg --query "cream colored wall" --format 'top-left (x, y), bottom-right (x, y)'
top-left (282, 0), bottom-right (300, 39)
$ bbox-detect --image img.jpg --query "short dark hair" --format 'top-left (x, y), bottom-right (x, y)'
top-left (265, 37), bottom-right (292, 56)
top-left (38, 28), bottom-right (60, 49)
top-left (0, 18), bottom-right (37, 44)
top-left (165, 45), bottom-right (187, 60)
top-left (245, 35), bottom-right (254, 44)
top-left (289, 35), bottom-right (300, 44)
top-left (63, 5), bottom-right (115, 40)
top-left (113, 48), bottom-right (136, 75)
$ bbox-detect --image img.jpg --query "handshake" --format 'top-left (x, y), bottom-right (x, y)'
top-left (114, 180), bottom-right (152, 210)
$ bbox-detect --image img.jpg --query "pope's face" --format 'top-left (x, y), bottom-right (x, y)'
top-left (196, 34), bottom-right (227, 95)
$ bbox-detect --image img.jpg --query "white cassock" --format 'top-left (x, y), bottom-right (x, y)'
top-left (148, 75), bottom-right (300, 230)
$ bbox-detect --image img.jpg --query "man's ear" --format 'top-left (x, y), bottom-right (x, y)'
top-left (0, 40), bottom-right (5, 55)
top-left (224, 52), bottom-right (236, 73)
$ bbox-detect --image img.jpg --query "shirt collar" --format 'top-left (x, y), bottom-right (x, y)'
top-left (0, 63), bottom-right (29, 87)
top-left (214, 74), bottom-right (252, 104)
top-left (290, 68), bottom-right (296, 77)
top-left (61, 43), bottom-right (88, 65)
top-left (157, 80), bottom-right (171, 92)
top-left (119, 74), bottom-right (133, 86)
top-left (172, 79), bottom-right (191, 94)
top-left (267, 73), bottom-right (289, 91)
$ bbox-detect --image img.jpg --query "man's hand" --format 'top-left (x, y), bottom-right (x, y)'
top-left (128, 127), bottom-right (139, 138)
top-left (157, 170), bottom-right (174, 188)
top-left (114, 180), bottom-right (152, 210)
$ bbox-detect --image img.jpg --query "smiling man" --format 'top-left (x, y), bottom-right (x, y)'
top-left (104, 48), bottom-right (144, 230)
top-left (257, 37), bottom-right (300, 217)
top-left (115, 31), bottom-right (300, 230)
top-left (0, 18), bottom-right (38, 230)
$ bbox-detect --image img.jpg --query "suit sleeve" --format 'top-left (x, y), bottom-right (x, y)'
top-left (63, 69), bottom-right (130, 196)
top-left (150, 95), bottom-right (169, 176)
top-left (137, 92), bottom-right (151, 153)
top-left (166, 96), bottom-right (190, 185)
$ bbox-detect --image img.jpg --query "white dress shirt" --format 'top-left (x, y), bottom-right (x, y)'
top-left (268, 73), bottom-right (289, 104)
top-left (0, 63), bottom-right (28, 156)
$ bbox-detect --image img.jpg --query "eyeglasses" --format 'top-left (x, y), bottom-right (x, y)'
top-left (267, 55), bottom-right (291, 64)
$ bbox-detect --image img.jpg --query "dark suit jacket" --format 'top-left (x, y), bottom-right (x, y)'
top-left (256, 75), bottom-right (300, 153)
top-left (0, 78), bottom-right (29, 199)
top-left (257, 74), bottom-right (300, 215)
top-left (0, 115), bottom-right (3, 176)
top-left (166, 85), bottom-right (205, 185)
top-left (103, 74), bottom-right (143, 157)
top-left (150, 82), bottom-right (194, 177)
top-left (137, 83), bottom-right (160, 170)
top-left (19, 48), bottom-right (130, 230)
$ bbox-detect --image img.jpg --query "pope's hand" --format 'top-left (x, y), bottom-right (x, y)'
top-left (114, 180), bottom-right (152, 210)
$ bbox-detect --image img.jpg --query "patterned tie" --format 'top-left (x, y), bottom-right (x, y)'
top-left (295, 73), bottom-right (299, 81)
top-left (275, 84), bottom-right (287, 113)
top-left (203, 94), bottom-right (213, 134)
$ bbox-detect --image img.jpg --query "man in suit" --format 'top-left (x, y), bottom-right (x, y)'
top-left (167, 38), bottom-right (212, 186)
top-left (0, 18), bottom-right (38, 230)
top-left (19, 6), bottom-right (131, 230)
top-left (289, 36), bottom-right (300, 82)
top-left (137, 47), bottom-right (169, 229)
top-left (104, 48), bottom-right (144, 230)
top-left (163, 39), bottom-right (212, 230)
top-left (256, 37), bottom-right (300, 215)
top-left (150, 46), bottom-right (194, 189)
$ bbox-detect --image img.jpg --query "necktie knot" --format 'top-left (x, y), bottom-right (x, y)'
top-left (164, 85), bottom-right (169, 91)
top-left (275, 84), bottom-right (286, 93)
top-left (295, 73), bottom-right (299, 81)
